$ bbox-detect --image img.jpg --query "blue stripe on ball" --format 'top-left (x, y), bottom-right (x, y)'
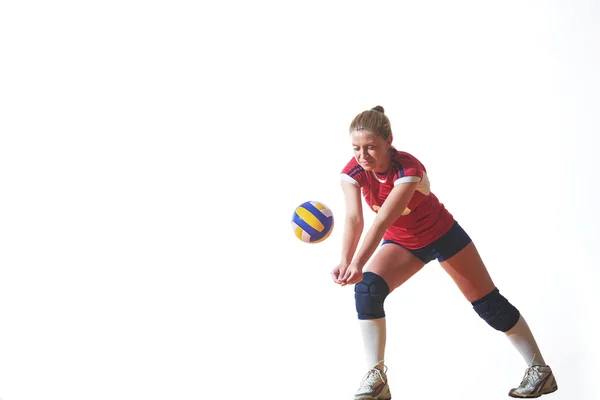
top-left (292, 212), bottom-right (321, 239)
top-left (301, 202), bottom-right (332, 228)
top-left (297, 202), bottom-right (333, 242)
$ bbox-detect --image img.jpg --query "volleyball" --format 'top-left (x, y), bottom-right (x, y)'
top-left (291, 201), bottom-right (334, 243)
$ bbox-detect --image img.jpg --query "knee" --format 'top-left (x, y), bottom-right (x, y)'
top-left (471, 287), bottom-right (520, 332)
top-left (355, 272), bottom-right (390, 320)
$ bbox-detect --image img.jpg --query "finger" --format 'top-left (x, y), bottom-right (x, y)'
top-left (331, 270), bottom-right (342, 284)
top-left (348, 271), bottom-right (362, 285)
top-left (332, 274), bottom-right (343, 284)
top-left (340, 269), bottom-right (350, 282)
top-left (346, 270), bottom-right (357, 285)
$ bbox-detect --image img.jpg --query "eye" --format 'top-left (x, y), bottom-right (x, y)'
top-left (352, 147), bottom-right (360, 151)
top-left (368, 146), bottom-right (376, 150)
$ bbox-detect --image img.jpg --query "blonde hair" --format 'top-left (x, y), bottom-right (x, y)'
top-left (349, 105), bottom-right (392, 139)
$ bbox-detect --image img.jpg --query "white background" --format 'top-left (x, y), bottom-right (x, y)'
top-left (1, 1), bottom-right (598, 399)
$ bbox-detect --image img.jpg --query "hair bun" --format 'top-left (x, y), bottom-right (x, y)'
top-left (371, 105), bottom-right (385, 113)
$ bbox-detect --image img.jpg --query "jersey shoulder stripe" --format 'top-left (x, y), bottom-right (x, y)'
top-left (346, 164), bottom-right (364, 178)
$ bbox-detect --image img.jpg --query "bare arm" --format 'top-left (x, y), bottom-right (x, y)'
top-left (340, 180), bottom-right (364, 265)
top-left (339, 181), bottom-right (419, 285)
top-left (331, 181), bottom-right (364, 285)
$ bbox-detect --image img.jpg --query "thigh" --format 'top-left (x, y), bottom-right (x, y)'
top-left (439, 241), bottom-right (496, 302)
top-left (365, 243), bottom-right (426, 293)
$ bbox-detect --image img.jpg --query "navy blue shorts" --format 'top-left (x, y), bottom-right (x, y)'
top-left (382, 221), bottom-right (472, 264)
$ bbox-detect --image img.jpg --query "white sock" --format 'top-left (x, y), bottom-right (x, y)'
top-left (505, 315), bottom-right (546, 366)
top-left (359, 318), bottom-right (386, 371)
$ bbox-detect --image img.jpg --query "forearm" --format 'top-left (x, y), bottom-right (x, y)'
top-left (351, 221), bottom-right (387, 268)
top-left (351, 182), bottom-right (418, 268)
top-left (340, 216), bottom-right (363, 264)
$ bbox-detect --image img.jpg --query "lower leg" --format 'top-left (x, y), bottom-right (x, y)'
top-left (354, 273), bottom-right (392, 399)
top-left (439, 240), bottom-right (556, 396)
top-left (471, 288), bottom-right (547, 367)
top-left (505, 315), bottom-right (546, 366)
top-left (359, 318), bottom-right (386, 371)
top-left (355, 272), bottom-right (390, 371)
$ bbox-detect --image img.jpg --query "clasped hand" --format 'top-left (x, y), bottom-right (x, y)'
top-left (331, 262), bottom-right (363, 286)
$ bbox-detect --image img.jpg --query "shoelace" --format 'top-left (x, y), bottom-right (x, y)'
top-left (521, 367), bottom-right (539, 387)
top-left (360, 362), bottom-right (388, 389)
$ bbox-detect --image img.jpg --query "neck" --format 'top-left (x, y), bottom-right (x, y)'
top-left (374, 150), bottom-right (392, 174)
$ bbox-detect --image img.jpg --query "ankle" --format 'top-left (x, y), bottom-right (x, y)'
top-left (371, 361), bottom-right (386, 373)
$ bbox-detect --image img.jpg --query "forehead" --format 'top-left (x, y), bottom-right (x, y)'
top-left (350, 129), bottom-right (382, 144)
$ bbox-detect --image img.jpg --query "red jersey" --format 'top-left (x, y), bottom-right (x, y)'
top-left (340, 150), bottom-right (455, 250)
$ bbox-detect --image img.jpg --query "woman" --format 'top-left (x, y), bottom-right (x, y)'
top-left (331, 106), bottom-right (558, 399)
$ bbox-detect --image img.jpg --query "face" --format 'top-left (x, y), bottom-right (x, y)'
top-left (350, 129), bottom-right (392, 172)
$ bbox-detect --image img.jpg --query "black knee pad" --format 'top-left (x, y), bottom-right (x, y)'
top-left (471, 287), bottom-right (520, 332)
top-left (355, 272), bottom-right (390, 320)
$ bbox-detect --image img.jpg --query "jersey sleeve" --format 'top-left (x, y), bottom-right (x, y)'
top-left (340, 158), bottom-right (367, 187)
top-left (392, 153), bottom-right (424, 186)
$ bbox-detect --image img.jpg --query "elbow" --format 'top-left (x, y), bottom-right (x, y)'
top-left (346, 214), bottom-right (364, 229)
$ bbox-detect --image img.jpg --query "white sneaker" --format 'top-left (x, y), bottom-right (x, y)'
top-left (353, 365), bottom-right (392, 400)
top-left (509, 365), bottom-right (558, 398)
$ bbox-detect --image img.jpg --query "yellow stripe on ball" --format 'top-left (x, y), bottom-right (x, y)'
top-left (294, 225), bottom-right (304, 241)
top-left (296, 206), bottom-right (325, 232)
top-left (312, 220), bottom-right (334, 243)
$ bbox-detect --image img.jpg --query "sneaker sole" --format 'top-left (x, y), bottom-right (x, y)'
top-left (508, 385), bottom-right (558, 398)
top-left (354, 390), bottom-right (392, 400)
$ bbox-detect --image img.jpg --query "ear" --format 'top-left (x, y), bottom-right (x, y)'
top-left (386, 135), bottom-right (393, 147)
